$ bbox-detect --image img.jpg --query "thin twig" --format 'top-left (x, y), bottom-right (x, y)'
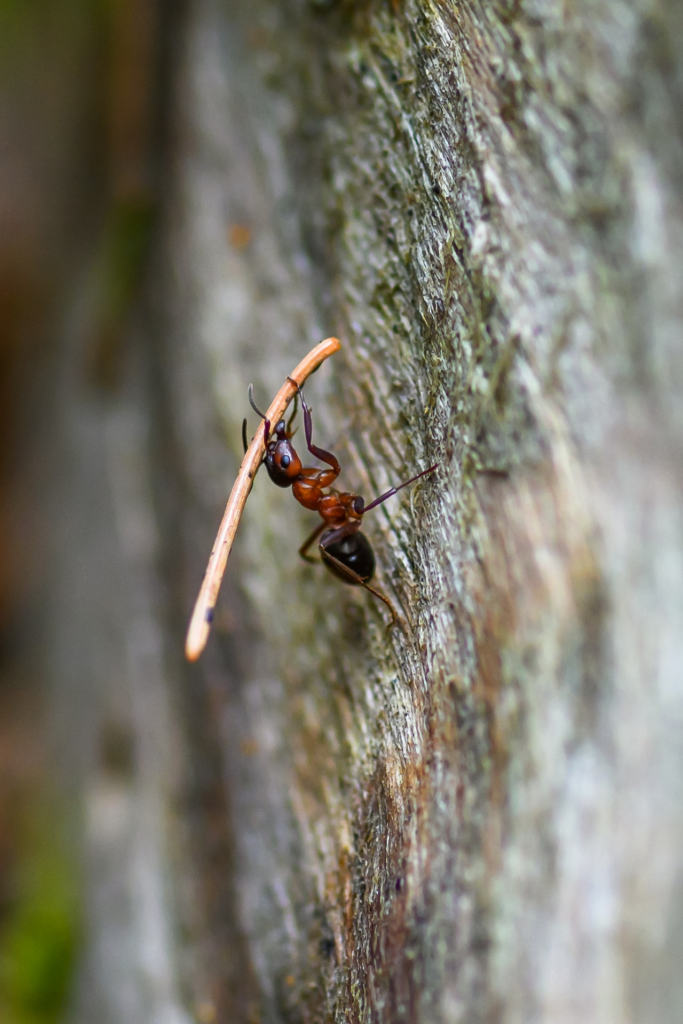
top-left (185, 337), bottom-right (342, 661)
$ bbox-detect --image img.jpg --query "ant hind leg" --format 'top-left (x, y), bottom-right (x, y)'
top-left (319, 548), bottom-right (397, 626)
top-left (361, 463), bottom-right (438, 514)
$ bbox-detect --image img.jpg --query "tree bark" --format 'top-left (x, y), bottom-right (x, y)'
top-left (125, 0), bottom-right (683, 1020)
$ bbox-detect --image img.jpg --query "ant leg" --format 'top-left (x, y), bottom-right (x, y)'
top-left (359, 463), bottom-right (438, 514)
top-left (320, 547), bottom-right (397, 624)
top-left (287, 377), bottom-right (340, 477)
top-left (299, 521), bottom-right (326, 562)
top-left (319, 526), bottom-right (397, 625)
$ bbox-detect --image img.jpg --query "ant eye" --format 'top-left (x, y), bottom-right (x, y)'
top-left (281, 454), bottom-right (291, 469)
top-left (353, 496), bottom-right (364, 515)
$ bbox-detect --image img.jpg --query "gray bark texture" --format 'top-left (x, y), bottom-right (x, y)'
top-left (90, 0), bottom-right (683, 1019)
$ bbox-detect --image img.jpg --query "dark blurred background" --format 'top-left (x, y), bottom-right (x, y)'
top-left (0, 3), bottom-right (166, 1019)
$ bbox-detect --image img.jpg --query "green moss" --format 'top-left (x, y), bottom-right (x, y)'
top-left (99, 197), bottom-right (156, 318)
top-left (88, 196), bottom-right (156, 388)
top-left (0, 813), bottom-right (81, 1024)
top-left (0, 0), bottom-right (95, 34)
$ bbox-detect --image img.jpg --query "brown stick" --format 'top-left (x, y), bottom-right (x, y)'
top-left (185, 337), bottom-right (342, 661)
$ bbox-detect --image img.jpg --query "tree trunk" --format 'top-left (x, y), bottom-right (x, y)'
top-left (51, 0), bottom-right (683, 1020)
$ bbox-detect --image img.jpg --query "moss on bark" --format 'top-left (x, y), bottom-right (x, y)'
top-left (160, 0), bottom-right (683, 1020)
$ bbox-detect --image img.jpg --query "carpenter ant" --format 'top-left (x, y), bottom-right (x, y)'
top-left (244, 380), bottom-right (437, 621)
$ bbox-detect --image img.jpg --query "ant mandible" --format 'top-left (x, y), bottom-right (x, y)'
top-left (244, 379), bottom-right (437, 621)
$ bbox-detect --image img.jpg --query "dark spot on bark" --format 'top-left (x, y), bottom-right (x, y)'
top-left (100, 719), bottom-right (136, 781)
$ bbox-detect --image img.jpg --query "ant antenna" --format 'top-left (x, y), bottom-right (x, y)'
top-left (286, 391), bottom-right (299, 434)
top-left (248, 384), bottom-right (267, 420)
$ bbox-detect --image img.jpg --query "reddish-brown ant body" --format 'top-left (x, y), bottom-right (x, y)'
top-left (244, 380), bottom-right (437, 620)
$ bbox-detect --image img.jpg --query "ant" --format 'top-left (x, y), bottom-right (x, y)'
top-left (244, 379), bottom-right (437, 621)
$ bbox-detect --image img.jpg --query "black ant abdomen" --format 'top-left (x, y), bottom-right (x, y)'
top-left (320, 529), bottom-right (375, 584)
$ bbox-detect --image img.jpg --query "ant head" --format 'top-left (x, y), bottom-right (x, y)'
top-left (265, 424), bottom-right (302, 488)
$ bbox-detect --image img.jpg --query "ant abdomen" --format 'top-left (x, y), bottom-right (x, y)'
top-left (321, 529), bottom-right (375, 584)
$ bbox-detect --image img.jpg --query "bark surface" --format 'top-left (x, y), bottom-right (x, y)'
top-left (147, 0), bottom-right (683, 1020)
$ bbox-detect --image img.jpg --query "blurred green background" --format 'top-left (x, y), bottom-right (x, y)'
top-left (0, 3), bottom-right (161, 1019)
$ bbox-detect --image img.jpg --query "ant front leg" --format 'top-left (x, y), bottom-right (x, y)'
top-left (287, 377), bottom-right (340, 479)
